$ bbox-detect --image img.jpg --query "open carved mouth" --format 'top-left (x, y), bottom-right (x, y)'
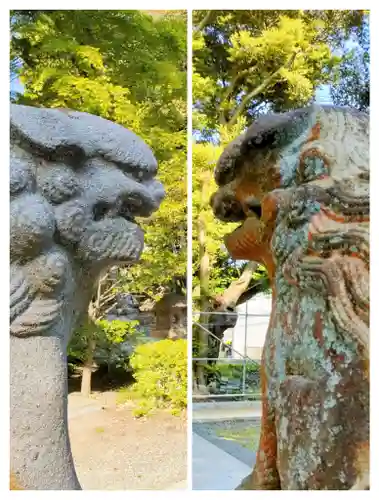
top-left (81, 173), bottom-right (166, 264)
top-left (118, 202), bottom-right (137, 223)
top-left (245, 198), bottom-right (262, 220)
top-left (211, 191), bottom-right (262, 228)
top-left (211, 186), bottom-right (277, 268)
top-left (227, 202), bottom-right (263, 251)
top-left (228, 210), bottom-right (260, 245)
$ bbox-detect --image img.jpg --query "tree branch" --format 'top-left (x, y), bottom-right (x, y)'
top-left (227, 51), bottom-right (299, 127)
top-left (98, 294), bottom-right (118, 309)
top-left (196, 10), bottom-right (216, 32)
top-left (218, 69), bottom-right (250, 123)
top-left (216, 261), bottom-right (259, 308)
top-left (236, 279), bottom-right (271, 306)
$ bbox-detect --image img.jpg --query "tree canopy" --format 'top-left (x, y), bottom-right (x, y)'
top-left (331, 13), bottom-right (369, 111)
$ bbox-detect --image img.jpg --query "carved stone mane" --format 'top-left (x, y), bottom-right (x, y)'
top-left (211, 104), bottom-right (369, 490)
top-left (10, 105), bottom-right (164, 489)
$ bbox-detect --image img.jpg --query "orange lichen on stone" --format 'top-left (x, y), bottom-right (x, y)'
top-left (298, 149), bottom-right (331, 181)
top-left (225, 217), bottom-right (275, 279)
top-left (314, 206), bottom-right (370, 226)
top-left (252, 292), bottom-right (281, 489)
top-left (224, 191), bottom-right (280, 278)
top-left (235, 180), bottom-right (263, 205)
top-left (10, 473), bottom-right (23, 490)
top-left (306, 122), bottom-right (321, 143)
top-left (234, 169), bottom-right (281, 208)
top-left (237, 288), bottom-right (281, 490)
top-left (350, 441), bottom-right (370, 490)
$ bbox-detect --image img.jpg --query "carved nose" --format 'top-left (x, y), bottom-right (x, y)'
top-left (211, 191), bottom-right (246, 223)
top-left (149, 179), bottom-right (165, 207)
top-left (137, 179), bottom-right (165, 216)
top-left (113, 178), bottom-right (165, 219)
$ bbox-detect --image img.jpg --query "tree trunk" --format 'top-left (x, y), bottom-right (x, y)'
top-left (227, 51), bottom-right (299, 127)
top-left (218, 261), bottom-right (259, 308)
top-left (81, 334), bottom-right (96, 397)
top-left (199, 172), bottom-right (211, 311)
top-left (204, 262), bottom-right (262, 367)
top-left (196, 10), bottom-right (216, 32)
top-left (80, 276), bottom-right (104, 397)
top-left (195, 172), bottom-right (211, 390)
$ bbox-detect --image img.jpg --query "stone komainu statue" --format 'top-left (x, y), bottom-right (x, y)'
top-left (10, 105), bottom-right (165, 490)
top-left (211, 105), bottom-right (369, 490)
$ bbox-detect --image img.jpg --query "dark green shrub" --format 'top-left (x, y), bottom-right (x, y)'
top-left (204, 361), bottom-right (261, 396)
top-left (67, 318), bottom-right (140, 371)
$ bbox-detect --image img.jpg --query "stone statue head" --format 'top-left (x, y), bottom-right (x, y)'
top-left (211, 105), bottom-right (369, 353)
top-left (10, 104), bottom-right (165, 337)
top-left (10, 105), bottom-right (165, 489)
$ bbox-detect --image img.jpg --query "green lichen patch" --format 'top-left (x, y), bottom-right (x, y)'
top-left (216, 424), bottom-right (261, 451)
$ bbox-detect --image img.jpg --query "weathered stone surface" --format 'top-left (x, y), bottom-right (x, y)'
top-left (211, 104), bottom-right (369, 490)
top-left (10, 105), bottom-right (164, 490)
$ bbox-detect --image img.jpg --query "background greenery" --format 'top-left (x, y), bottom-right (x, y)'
top-left (118, 339), bottom-right (187, 416)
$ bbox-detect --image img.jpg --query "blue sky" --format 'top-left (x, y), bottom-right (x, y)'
top-left (10, 78), bottom-right (23, 94)
top-left (314, 84), bottom-right (332, 105)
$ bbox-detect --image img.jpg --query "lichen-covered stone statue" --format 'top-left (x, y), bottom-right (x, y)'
top-left (211, 104), bottom-right (369, 490)
top-left (10, 105), bottom-right (165, 489)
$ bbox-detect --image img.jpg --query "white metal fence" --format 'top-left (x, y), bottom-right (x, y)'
top-left (192, 299), bottom-right (271, 400)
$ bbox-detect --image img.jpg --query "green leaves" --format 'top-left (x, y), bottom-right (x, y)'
top-left (125, 339), bottom-right (187, 416)
top-left (331, 14), bottom-right (369, 111)
top-left (96, 319), bottom-right (139, 345)
top-left (193, 10), bottom-right (365, 130)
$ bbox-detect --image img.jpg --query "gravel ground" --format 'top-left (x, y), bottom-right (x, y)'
top-left (193, 419), bottom-right (260, 466)
top-left (68, 392), bottom-right (187, 490)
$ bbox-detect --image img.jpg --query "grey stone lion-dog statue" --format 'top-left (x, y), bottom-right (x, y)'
top-left (10, 104), bottom-right (165, 490)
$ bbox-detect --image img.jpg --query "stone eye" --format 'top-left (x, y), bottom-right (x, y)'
top-left (93, 201), bottom-right (111, 221)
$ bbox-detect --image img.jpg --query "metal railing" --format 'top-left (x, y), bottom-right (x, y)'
top-left (192, 301), bottom-right (270, 400)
